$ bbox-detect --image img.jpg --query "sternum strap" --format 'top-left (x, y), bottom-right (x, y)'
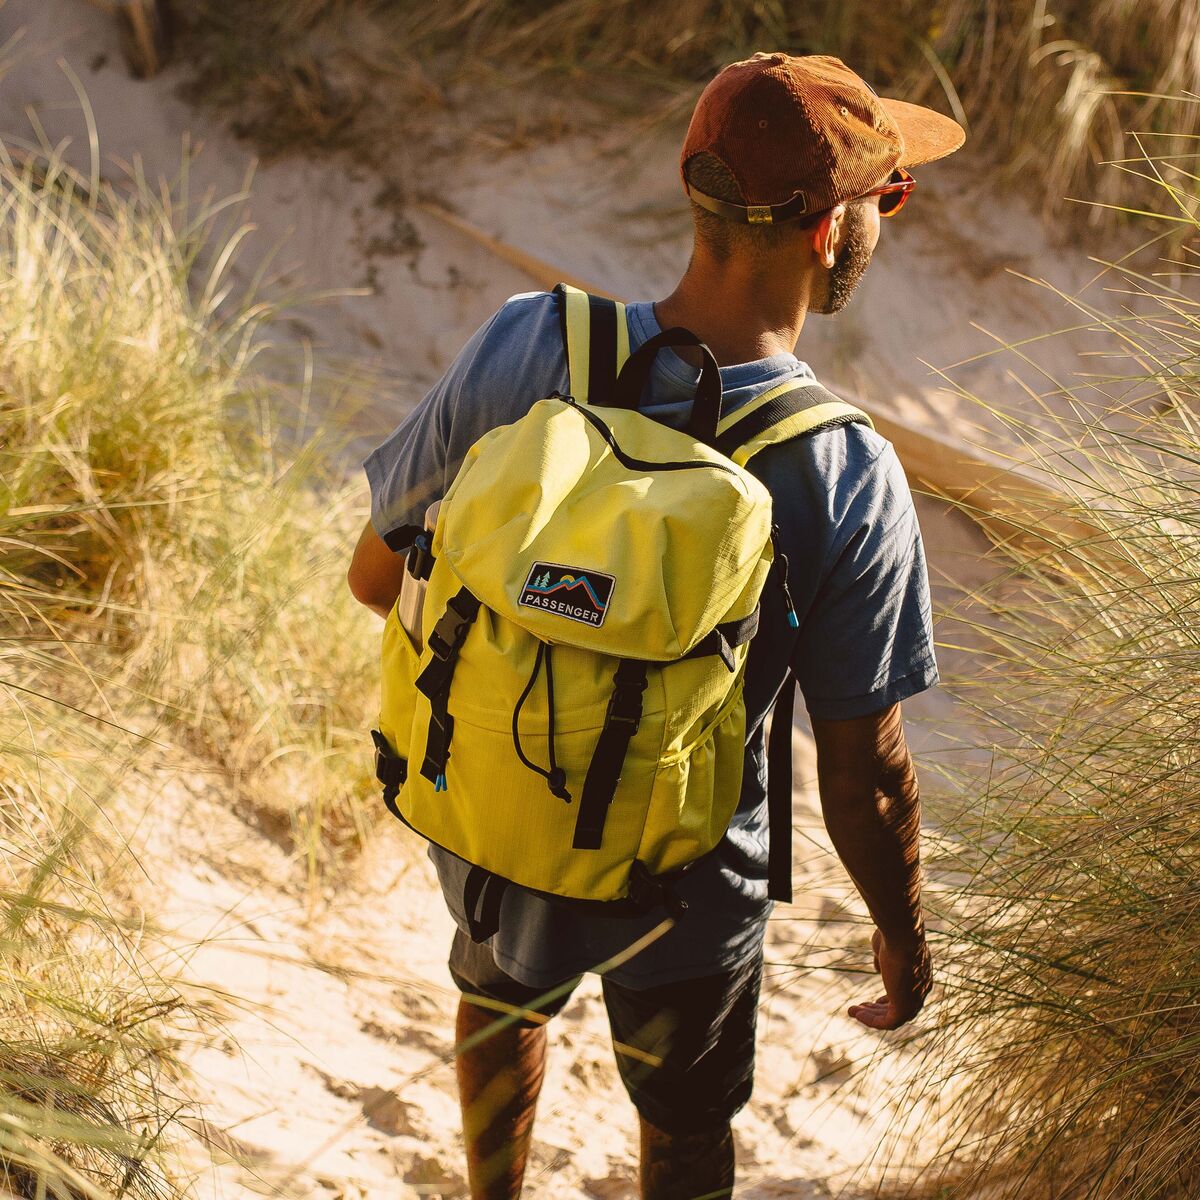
top-left (573, 659), bottom-right (648, 850)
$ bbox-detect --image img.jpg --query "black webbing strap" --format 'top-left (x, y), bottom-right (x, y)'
top-left (627, 859), bottom-right (689, 920)
top-left (463, 866), bottom-right (509, 943)
top-left (574, 659), bottom-right (649, 850)
top-left (714, 382), bottom-right (866, 459)
top-left (371, 728), bottom-right (407, 820)
top-left (766, 673), bottom-right (797, 903)
top-left (612, 328), bottom-right (724, 445)
top-left (416, 587), bottom-right (481, 789)
top-left (682, 608), bottom-right (760, 670)
top-left (587, 293), bottom-right (618, 407)
top-left (382, 523), bottom-right (423, 554)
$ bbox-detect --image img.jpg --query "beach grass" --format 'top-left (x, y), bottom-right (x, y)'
top-left (906, 120), bottom-right (1200, 1198)
top-left (0, 132), bottom-right (376, 1192)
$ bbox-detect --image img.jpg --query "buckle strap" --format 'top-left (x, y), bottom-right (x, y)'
top-left (574, 660), bottom-right (649, 850)
top-left (463, 866), bottom-right (509, 944)
top-left (681, 607), bottom-right (760, 670)
top-left (415, 588), bottom-right (480, 789)
top-left (627, 860), bottom-right (689, 920)
top-left (417, 589), bottom-right (480, 699)
top-left (425, 590), bottom-right (481, 665)
top-left (371, 729), bottom-right (408, 821)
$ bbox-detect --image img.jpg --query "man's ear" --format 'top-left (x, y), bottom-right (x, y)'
top-left (810, 204), bottom-right (847, 269)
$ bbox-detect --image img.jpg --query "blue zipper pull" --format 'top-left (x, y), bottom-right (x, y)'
top-left (435, 773), bottom-right (447, 793)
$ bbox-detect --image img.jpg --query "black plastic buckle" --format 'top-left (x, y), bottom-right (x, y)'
top-left (606, 668), bottom-right (647, 732)
top-left (428, 607), bottom-right (471, 661)
top-left (605, 690), bottom-right (642, 733)
top-left (628, 861), bottom-right (689, 919)
top-left (371, 729), bottom-right (407, 789)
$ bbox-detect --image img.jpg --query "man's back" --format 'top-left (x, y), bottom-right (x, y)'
top-left (364, 287), bottom-right (936, 987)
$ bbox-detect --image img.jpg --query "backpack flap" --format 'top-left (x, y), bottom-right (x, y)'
top-left (434, 396), bottom-right (773, 661)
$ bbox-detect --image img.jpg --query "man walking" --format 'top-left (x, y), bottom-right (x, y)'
top-left (349, 52), bottom-right (963, 1199)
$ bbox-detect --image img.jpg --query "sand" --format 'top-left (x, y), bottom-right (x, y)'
top-left (0, 1), bottom-right (1147, 1193)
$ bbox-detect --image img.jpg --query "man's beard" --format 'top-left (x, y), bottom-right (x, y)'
top-left (813, 206), bottom-right (874, 314)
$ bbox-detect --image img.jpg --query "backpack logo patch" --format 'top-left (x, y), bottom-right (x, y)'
top-left (519, 562), bottom-right (615, 627)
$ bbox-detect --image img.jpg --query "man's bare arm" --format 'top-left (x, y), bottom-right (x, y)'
top-left (811, 702), bottom-right (931, 1030)
top-left (347, 519), bottom-right (408, 620)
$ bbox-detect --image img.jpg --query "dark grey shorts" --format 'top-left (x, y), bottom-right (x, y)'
top-left (448, 929), bottom-right (762, 1135)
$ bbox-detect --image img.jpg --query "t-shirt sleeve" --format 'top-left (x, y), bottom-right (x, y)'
top-left (792, 441), bottom-right (938, 720)
top-left (363, 291), bottom-right (567, 542)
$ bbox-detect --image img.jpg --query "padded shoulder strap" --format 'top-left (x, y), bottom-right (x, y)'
top-left (714, 377), bottom-right (873, 467)
top-left (554, 282), bottom-right (630, 406)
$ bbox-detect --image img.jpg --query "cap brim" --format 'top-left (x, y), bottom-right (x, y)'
top-left (878, 98), bottom-right (966, 168)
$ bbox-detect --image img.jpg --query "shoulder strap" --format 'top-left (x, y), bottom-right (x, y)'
top-left (714, 377), bottom-right (873, 467)
top-left (554, 282), bottom-right (630, 406)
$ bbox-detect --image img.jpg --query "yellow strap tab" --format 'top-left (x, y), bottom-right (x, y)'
top-left (615, 304), bottom-right (630, 377)
top-left (559, 283), bottom-right (629, 406)
top-left (731, 401), bottom-right (873, 467)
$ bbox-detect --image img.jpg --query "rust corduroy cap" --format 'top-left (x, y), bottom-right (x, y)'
top-left (681, 52), bottom-right (966, 223)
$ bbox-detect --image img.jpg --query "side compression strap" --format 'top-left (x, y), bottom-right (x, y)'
top-left (371, 728), bottom-right (407, 821)
top-left (574, 659), bottom-right (648, 850)
top-left (381, 523), bottom-right (423, 554)
top-left (766, 673), bottom-right (797, 903)
top-left (415, 587), bottom-right (481, 790)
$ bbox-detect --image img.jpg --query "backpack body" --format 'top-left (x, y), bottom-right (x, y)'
top-left (372, 286), bottom-right (872, 935)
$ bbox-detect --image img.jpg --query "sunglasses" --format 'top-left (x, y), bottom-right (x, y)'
top-left (851, 167), bottom-right (915, 216)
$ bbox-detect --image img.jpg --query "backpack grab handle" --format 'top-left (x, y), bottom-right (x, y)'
top-left (611, 327), bottom-right (724, 446)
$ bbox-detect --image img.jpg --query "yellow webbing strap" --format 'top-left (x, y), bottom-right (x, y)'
top-left (615, 303), bottom-right (631, 376)
top-left (731, 400), bottom-right (874, 468)
top-left (558, 282), bottom-right (629, 406)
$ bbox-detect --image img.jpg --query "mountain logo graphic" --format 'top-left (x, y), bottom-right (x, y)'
top-left (518, 561), bottom-right (616, 627)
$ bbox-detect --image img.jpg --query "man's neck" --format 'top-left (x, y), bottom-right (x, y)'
top-left (653, 255), bottom-right (814, 367)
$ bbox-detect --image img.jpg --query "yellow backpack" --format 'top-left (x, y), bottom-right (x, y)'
top-left (372, 285), bottom-right (871, 940)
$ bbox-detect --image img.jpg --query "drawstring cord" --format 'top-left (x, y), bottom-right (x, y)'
top-left (512, 642), bottom-right (572, 802)
top-left (771, 525), bottom-right (799, 628)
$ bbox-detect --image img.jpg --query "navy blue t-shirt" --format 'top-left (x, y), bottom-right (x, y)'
top-left (364, 292), bottom-right (937, 987)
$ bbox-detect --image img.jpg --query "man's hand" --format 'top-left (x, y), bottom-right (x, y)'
top-left (848, 928), bottom-right (931, 1030)
top-left (812, 704), bottom-right (929, 1032)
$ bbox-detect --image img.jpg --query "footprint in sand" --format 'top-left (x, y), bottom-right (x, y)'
top-left (358, 1085), bottom-right (422, 1136)
top-left (403, 1153), bottom-right (467, 1197)
top-left (360, 1015), bottom-right (446, 1054)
